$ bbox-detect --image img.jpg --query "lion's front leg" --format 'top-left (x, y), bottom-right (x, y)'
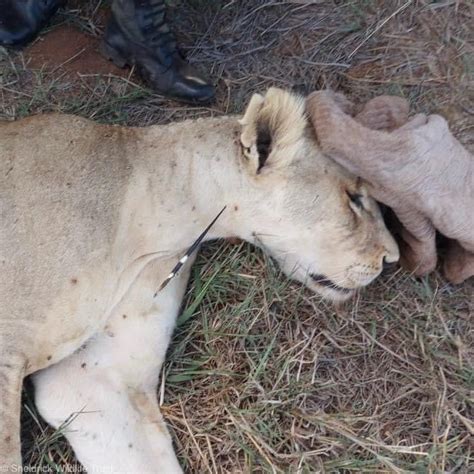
top-left (32, 256), bottom-right (194, 473)
top-left (0, 349), bottom-right (25, 472)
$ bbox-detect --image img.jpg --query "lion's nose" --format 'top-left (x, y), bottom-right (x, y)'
top-left (382, 239), bottom-right (400, 266)
top-left (383, 256), bottom-right (397, 270)
top-left (381, 240), bottom-right (399, 272)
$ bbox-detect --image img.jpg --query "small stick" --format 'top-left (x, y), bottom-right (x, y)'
top-left (154, 206), bottom-right (227, 296)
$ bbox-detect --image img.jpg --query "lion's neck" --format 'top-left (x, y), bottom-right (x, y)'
top-left (119, 116), bottom-right (250, 259)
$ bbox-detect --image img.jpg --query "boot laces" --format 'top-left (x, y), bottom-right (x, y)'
top-left (139, 0), bottom-right (178, 60)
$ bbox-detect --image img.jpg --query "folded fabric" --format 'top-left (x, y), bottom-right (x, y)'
top-left (307, 90), bottom-right (474, 284)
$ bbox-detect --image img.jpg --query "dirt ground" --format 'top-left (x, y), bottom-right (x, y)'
top-left (1, 0), bottom-right (473, 472)
top-left (26, 25), bottom-right (128, 79)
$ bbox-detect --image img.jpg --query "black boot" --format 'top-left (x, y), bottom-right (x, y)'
top-left (101, 0), bottom-right (214, 104)
top-left (0, 0), bottom-right (64, 48)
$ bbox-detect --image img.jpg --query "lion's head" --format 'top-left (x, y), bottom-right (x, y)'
top-left (235, 88), bottom-right (399, 301)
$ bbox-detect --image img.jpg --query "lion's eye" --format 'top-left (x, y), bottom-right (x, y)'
top-left (347, 191), bottom-right (363, 209)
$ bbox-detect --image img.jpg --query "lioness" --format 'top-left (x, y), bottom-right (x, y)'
top-left (0, 88), bottom-right (398, 471)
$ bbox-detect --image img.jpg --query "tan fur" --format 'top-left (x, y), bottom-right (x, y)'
top-left (307, 90), bottom-right (474, 282)
top-left (355, 95), bottom-right (410, 131)
top-left (0, 88), bottom-right (398, 470)
top-left (443, 240), bottom-right (474, 284)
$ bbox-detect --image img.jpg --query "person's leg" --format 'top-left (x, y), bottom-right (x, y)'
top-left (101, 0), bottom-right (214, 103)
top-left (0, 0), bottom-right (64, 48)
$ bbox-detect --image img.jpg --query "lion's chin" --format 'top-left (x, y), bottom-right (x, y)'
top-left (310, 283), bottom-right (355, 302)
top-left (306, 273), bottom-right (355, 301)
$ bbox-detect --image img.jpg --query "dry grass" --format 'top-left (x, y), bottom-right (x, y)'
top-left (1, 0), bottom-right (473, 472)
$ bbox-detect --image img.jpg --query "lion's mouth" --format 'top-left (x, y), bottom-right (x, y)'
top-left (309, 273), bottom-right (353, 295)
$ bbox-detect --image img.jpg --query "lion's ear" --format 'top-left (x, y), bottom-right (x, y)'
top-left (239, 88), bottom-right (307, 174)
